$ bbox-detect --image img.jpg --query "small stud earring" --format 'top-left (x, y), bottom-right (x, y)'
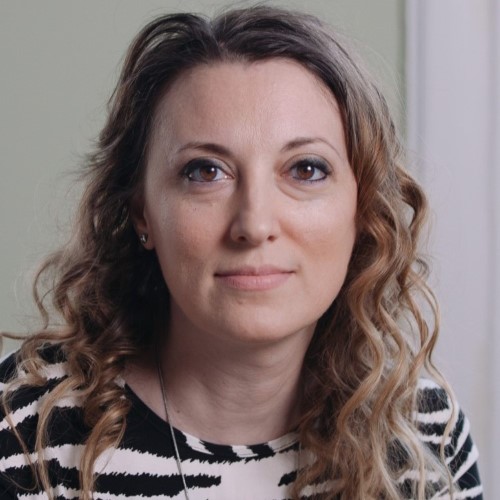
top-left (139, 234), bottom-right (148, 245)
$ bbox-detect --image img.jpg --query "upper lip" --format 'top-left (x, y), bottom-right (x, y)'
top-left (215, 266), bottom-right (294, 276)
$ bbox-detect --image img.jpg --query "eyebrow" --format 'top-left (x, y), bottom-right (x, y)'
top-left (176, 142), bottom-right (233, 157)
top-left (175, 137), bottom-right (344, 161)
top-left (280, 137), bottom-right (344, 160)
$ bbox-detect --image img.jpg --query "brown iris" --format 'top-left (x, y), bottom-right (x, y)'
top-left (295, 163), bottom-right (316, 180)
top-left (198, 165), bottom-right (219, 181)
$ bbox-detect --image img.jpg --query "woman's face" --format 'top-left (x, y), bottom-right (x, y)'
top-left (135, 59), bottom-right (357, 346)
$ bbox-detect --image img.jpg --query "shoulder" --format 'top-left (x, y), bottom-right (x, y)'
top-left (0, 344), bottom-right (70, 405)
top-left (415, 378), bottom-right (452, 422)
top-left (0, 343), bottom-right (82, 451)
top-left (0, 344), bottom-right (88, 496)
top-left (415, 378), bottom-right (483, 499)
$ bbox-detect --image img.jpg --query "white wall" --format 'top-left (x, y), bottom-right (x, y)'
top-left (407, 0), bottom-right (499, 496)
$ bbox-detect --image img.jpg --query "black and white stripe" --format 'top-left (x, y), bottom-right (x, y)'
top-left (0, 348), bottom-right (483, 499)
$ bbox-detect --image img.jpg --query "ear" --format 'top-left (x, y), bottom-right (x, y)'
top-left (130, 192), bottom-right (155, 250)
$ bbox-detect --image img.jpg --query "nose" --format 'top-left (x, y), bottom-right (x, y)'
top-left (229, 179), bottom-right (281, 246)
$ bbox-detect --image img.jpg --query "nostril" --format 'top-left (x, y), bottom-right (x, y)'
top-left (229, 201), bottom-right (281, 246)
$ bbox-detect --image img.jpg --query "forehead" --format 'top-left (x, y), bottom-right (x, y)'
top-left (150, 59), bottom-right (345, 152)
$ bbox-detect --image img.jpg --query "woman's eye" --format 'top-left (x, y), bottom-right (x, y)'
top-left (182, 160), bottom-right (230, 182)
top-left (289, 159), bottom-right (330, 182)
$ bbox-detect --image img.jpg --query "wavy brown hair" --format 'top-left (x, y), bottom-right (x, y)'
top-left (1, 6), bottom-right (455, 499)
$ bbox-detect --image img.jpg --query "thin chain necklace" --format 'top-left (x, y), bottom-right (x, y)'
top-left (157, 358), bottom-right (191, 500)
top-left (157, 358), bottom-right (302, 500)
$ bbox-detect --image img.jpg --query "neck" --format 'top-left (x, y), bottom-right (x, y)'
top-left (158, 317), bottom-right (314, 445)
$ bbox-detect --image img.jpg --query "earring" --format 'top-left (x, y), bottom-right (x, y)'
top-left (139, 234), bottom-right (148, 245)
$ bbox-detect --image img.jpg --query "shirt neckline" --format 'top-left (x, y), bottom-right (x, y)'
top-left (124, 382), bottom-right (299, 458)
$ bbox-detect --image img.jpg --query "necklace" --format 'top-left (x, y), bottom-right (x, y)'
top-left (157, 358), bottom-right (302, 500)
top-left (157, 358), bottom-right (191, 500)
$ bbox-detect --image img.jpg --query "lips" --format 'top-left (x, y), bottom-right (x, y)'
top-left (214, 266), bottom-right (294, 291)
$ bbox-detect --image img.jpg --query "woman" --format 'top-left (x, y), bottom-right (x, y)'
top-left (0, 6), bottom-right (482, 500)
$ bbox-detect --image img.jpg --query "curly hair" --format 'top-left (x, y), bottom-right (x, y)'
top-left (1, 6), bottom-right (455, 499)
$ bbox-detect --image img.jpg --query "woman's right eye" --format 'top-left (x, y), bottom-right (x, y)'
top-left (182, 159), bottom-right (230, 182)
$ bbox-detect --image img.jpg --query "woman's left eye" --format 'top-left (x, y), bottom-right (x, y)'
top-left (288, 158), bottom-right (330, 182)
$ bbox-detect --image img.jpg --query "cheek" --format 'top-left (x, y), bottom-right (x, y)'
top-left (299, 202), bottom-right (356, 257)
top-left (147, 200), bottom-right (222, 275)
top-left (296, 200), bottom-right (357, 298)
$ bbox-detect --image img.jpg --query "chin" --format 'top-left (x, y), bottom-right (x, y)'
top-left (210, 315), bottom-right (317, 347)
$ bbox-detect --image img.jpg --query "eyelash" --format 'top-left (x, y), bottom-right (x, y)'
top-left (180, 157), bottom-right (331, 184)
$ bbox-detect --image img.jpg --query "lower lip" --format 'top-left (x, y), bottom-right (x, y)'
top-left (215, 272), bottom-right (293, 291)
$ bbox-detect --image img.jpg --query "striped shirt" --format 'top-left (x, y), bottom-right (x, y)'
top-left (0, 347), bottom-right (483, 499)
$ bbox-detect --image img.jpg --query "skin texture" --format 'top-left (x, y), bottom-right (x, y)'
top-left (130, 59), bottom-right (358, 444)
